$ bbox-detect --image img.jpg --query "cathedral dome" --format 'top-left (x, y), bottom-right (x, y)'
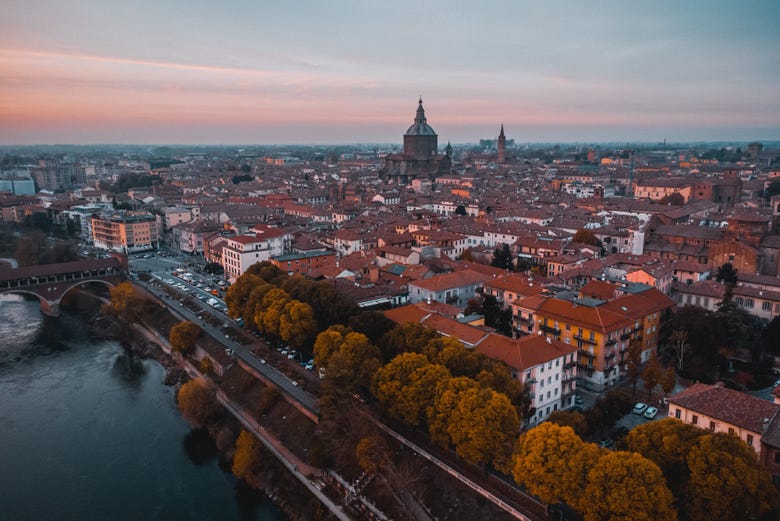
top-left (404, 98), bottom-right (437, 136)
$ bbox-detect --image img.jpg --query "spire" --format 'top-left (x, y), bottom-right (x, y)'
top-left (499, 124), bottom-right (505, 138)
top-left (415, 98), bottom-right (427, 125)
top-left (445, 141), bottom-right (452, 157)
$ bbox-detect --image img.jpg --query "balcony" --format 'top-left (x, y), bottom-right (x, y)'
top-left (564, 360), bottom-right (577, 369)
top-left (605, 338), bottom-right (617, 347)
top-left (620, 332), bottom-right (632, 341)
top-left (540, 324), bottom-right (561, 336)
top-left (574, 334), bottom-right (598, 345)
top-left (604, 352), bottom-right (616, 360)
top-left (578, 349), bottom-right (596, 359)
top-left (563, 374), bottom-right (577, 384)
top-left (514, 315), bottom-right (533, 325)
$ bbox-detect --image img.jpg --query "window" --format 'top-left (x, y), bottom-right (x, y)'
top-left (774, 452), bottom-right (780, 465)
top-left (675, 409), bottom-right (681, 419)
top-left (745, 299), bottom-right (754, 309)
top-left (728, 427), bottom-right (734, 435)
top-left (709, 421), bottom-right (716, 431)
top-left (763, 302), bottom-right (772, 311)
top-left (566, 324), bottom-right (571, 331)
top-left (589, 331), bottom-right (595, 341)
top-left (692, 415), bottom-right (698, 425)
top-left (736, 297), bottom-right (744, 306)
top-left (747, 435), bottom-right (754, 446)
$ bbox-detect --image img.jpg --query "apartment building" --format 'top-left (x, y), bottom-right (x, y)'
top-left (92, 212), bottom-right (158, 253)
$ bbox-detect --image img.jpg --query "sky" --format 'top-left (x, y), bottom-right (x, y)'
top-left (1, 0), bottom-right (778, 145)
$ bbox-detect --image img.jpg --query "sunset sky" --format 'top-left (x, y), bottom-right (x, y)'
top-left (1, 0), bottom-right (778, 145)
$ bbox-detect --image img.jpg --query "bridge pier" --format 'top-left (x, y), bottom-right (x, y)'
top-left (39, 299), bottom-right (61, 318)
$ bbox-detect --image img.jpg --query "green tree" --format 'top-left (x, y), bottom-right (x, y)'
top-left (169, 320), bottom-right (201, 354)
top-left (232, 429), bottom-right (264, 486)
top-left (685, 432), bottom-right (779, 521)
top-left (177, 377), bottom-right (220, 427)
top-left (582, 451), bottom-right (676, 521)
top-left (448, 387), bottom-right (519, 471)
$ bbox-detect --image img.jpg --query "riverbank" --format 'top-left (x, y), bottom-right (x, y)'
top-left (80, 289), bottom-right (332, 521)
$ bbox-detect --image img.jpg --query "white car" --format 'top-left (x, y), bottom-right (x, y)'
top-left (644, 406), bottom-right (658, 419)
top-left (633, 402), bottom-right (648, 415)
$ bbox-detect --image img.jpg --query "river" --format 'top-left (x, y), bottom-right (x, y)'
top-left (0, 294), bottom-right (286, 521)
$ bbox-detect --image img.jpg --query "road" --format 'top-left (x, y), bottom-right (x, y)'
top-left (128, 253), bottom-right (549, 521)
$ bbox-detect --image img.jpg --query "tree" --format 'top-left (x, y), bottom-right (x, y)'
top-left (377, 322), bottom-right (438, 363)
top-left (716, 263), bottom-right (738, 285)
top-left (106, 281), bottom-right (146, 323)
top-left (766, 179), bottom-right (780, 198)
top-left (424, 337), bottom-right (483, 379)
top-left (348, 311), bottom-right (395, 343)
top-left (546, 410), bottom-right (588, 438)
top-left (326, 332), bottom-right (382, 392)
top-left (14, 230), bottom-right (48, 266)
top-left (232, 429), bottom-right (264, 486)
top-left (203, 262), bottom-right (224, 275)
top-left (685, 432), bottom-right (779, 521)
top-left (279, 300), bottom-right (318, 349)
top-left (670, 328), bottom-right (688, 370)
top-left (356, 435), bottom-right (391, 474)
top-left (169, 321), bottom-right (201, 354)
top-left (427, 376), bottom-right (480, 447)
top-left (448, 387), bottom-right (519, 471)
top-left (491, 243), bottom-right (514, 270)
top-left (625, 336), bottom-right (643, 397)
top-left (454, 204), bottom-right (467, 216)
top-left (763, 316), bottom-right (780, 356)
top-left (313, 325), bottom-right (351, 368)
top-left (582, 451), bottom-right (676, 521)
top-left (513, 422), bottom-right (603, 510)
top-left (624, 418), bottom-right (705, 498)
top-left (660, 366), bottom-right (676, 397)
top-left (224, 273), bottom-right (264, 319)
top-left (640, 353), bottom-right (662, 402)
top-left (572, 228), bottom-right (601, 247)
top-left (254, 288), bottom-right (291, 340)
top-left (372, 352), bottom-right (431, 418)
top-left (177, 377), bottom-right (220, 427)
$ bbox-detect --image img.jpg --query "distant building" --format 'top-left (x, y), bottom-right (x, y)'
top-left (92, 211), bottom-right (158, 253)
top-left (497, 125), bottom-right (506, 164)
top-left (0, 171), bottom-right (35, 195)
top-left (383, 99), bottom-right (451, 183)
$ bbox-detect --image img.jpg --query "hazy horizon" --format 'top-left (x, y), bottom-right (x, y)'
top-left (2, 1), bottom-right (778, 145)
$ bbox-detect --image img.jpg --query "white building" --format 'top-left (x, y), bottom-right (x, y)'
top-left (476, 333), bottom-right (579, 426)
top-left (222, 226), bottom-right (290, 282)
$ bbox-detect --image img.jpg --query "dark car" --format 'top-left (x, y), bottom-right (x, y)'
top-left (611, 426), bottom-right (630, 439)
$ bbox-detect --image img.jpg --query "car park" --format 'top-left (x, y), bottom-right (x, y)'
top-left (644, 406), bottom-right (658, 419)
top-left (633, 403), bottom-right (648, 415)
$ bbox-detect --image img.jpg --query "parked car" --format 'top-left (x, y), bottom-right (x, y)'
top-left (633, 402), bottom-right (648, 415)
top-left (611, 426), bottom-right (630, 439)
top-left (574, 395), bottom-right (584, 405)
top-left (644, 406), bottom-right (658, 419)
top-left (598, 438), bottom-right (614, 448)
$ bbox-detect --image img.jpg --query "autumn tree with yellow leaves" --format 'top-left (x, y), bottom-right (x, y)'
top-left (169, 320), bottom-right (201, 354)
